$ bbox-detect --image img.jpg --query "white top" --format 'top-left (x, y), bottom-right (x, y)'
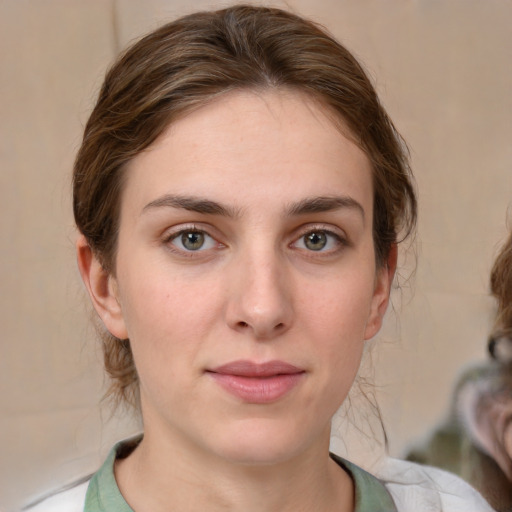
top-left (27, 457), bottom-right (494, 512)
top-left (374, 457), bottom-right (495, 511)
top-left (27, 482), bottom-right (88, 512)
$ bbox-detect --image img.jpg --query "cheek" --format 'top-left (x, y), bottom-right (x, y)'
top-left (297, 269), bottom-right (376, 387)
top-left (299, 269), bottom-right (375, 340)
top-left (118, 273), bottom-right (225, 411)
top-left (117, 268), bottom-right (223, 363)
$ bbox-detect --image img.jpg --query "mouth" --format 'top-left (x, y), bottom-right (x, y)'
top-left (206, 360), bottom-right (305, 404)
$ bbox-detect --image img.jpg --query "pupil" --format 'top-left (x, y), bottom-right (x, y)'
top-left (305, 232), bottom-right (327, 251)
top-left (182, 231), bottom-right (204, 250)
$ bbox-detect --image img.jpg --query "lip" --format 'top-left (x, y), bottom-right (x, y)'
top-left (207, 360), bottom-right (305, 404)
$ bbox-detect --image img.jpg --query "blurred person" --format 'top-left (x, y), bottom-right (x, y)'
top-left (407, 225), bottom-right (512, 511)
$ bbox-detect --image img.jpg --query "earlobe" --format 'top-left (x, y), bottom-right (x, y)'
top-left (76, 235), bottom-right (128, 340)
top-left (364, 244), bottom-right (398, 340)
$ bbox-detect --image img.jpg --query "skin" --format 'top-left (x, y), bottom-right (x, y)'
top-left (78, 89), bottom-right (396, 512)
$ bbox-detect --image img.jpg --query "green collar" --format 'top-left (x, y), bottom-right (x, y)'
top-left (330, 453), bottom-right (397, 512)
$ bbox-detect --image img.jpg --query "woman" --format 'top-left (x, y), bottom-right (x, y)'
top-left (30, 5), bottom-right (493, 511)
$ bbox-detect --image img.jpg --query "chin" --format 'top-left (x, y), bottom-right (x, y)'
top-left (209, 417), bottom-right (322, 466)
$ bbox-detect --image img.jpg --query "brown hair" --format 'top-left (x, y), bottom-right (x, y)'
top-left (73, 5), bottom-right (417, 407)
top-left (490, 229), bottom-right (512, 342)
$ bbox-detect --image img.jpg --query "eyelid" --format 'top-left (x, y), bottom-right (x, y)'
top-left (293, 223), bottom-right (348, 241)
top-left (162, 222), bottom-right (217, 239)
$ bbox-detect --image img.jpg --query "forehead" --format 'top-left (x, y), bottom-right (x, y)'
top-left (122, 89), bottom-right (373, 215)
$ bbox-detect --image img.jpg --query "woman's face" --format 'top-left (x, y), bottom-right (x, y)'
top-left (82, 89), bottom-right (394, 465)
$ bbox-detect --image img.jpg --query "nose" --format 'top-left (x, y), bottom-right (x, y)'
top-left (225, 249), bottom-right (293, 340)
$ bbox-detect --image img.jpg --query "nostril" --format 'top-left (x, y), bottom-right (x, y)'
top-left (236, 321), bottom-right (285, 331)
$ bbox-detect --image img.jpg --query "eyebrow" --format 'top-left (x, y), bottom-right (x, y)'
top-left (142, 194), bottom-right (240, 217)
top-left (286, 196), bottom-right (365, 220)
top-left (142, 194), bottom-right (364, 220)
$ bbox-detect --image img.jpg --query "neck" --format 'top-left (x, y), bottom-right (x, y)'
top-left (115, 425), bottom-right (354, 512)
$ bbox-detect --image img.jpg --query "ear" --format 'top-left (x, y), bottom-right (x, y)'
top-left (364, 244), bottom-right (397, 340)
top-left (76, 235), bottom-right (128, 340)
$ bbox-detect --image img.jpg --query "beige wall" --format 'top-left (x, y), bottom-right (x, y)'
top-left (1, 1), bottom-right (511, 510)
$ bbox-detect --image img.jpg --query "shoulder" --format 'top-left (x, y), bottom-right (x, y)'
top-left (26, 436), bottom-right (141, 512)
top-left (374, 457), bottom-right (494, 512)
top-left (24, 479), bottom-right (89, 512)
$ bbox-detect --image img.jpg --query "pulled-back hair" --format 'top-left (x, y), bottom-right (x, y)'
top-left (73, 5), bottom-right (417, 407)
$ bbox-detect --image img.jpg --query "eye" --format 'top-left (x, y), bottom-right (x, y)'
top-left (169, 229), bottom-right (217, 252)
top-left (293, 229), bottom-right (344, 253)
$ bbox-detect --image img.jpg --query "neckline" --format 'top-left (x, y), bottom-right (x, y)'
top-left (85, 436), bottom-right (397, 512)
